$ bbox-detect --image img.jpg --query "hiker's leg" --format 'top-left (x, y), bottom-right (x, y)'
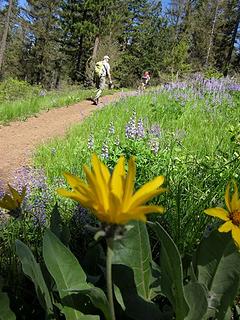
top-left (95, 88), bottom-right (102, 100)
top-left (93, 77), bottom-right (100, 102)
top-left (95, 77), bottom-right (105, 100)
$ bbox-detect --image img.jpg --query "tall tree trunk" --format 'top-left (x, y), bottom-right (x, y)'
top-left (92, 34), bottom-right (100, 62)
top-left (205, 0), bottom-right (220, 66)
top-left (0, 0), bottom-right (13, 70)
top-left (75, 34), bottom-right (84, 81)
top-left (223, 1), bottom-right (240, 76)
top-left (85, 34), bottom-right (100, 84)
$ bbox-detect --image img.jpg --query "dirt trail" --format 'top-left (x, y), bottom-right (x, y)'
top-left (0, 92), bottom-right (129, 187)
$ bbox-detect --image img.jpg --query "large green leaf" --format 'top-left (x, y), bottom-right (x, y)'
top-left (43, 229), bottom-right (93, 320)
top-left (184, 282), bottom-right (208, 320)
top-left (112, 221), bottom-right (163, 319)
top-left (194, 230), bottom-right (240, 320)
top-left (112, 221), bottom-right (152, 300)
top-left (0, 288), bottom-right (16, 320)
top-left (15, 240), bottom-right (53, 316)
top-left (66, 287), bottom-right (111, 320)
top-left (113, 264), bottom-right (166, 320)
top-left (50, 203), bottom-right (70, 245)
top-left (148, 222), bottom-right (189, 320)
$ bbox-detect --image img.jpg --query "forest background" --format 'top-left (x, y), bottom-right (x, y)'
top-left (0, 0), bottom-right (240, 89)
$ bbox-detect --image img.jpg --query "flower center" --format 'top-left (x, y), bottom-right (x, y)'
top-left (230, 210), bottom-right (240, 226)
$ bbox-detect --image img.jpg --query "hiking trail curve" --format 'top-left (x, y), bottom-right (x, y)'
top-left (0, 92), bottom-right (131, 187)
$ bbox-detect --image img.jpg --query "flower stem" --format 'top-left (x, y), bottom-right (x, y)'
top-left (106, 239), bottom-right (116, 320)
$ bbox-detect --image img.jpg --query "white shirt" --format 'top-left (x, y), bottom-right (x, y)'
top-left (102, 61), bottom-right (110, 77)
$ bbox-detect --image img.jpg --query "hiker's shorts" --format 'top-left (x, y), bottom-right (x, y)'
top-left (96, 76), bottom-right (106, 90)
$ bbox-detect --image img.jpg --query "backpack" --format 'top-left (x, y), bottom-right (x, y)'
top-left (94, 61), bottom-right (104, 78)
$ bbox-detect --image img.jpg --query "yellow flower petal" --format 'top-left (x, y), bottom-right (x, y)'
top-left (114, 212), bottom-right (147, 224)
top-left (94, 212), bottom-right (111, 223)
top-left (92, 154), bottom-right (109, 211)
top-left (57, 188), bottom-right (93, 208)
top-left (109, 192), bottom-right (121, 216)
top-left (128, 205), bottom-right (165, 216)
top-left (225, 182), bottom-right (231, 212)
top-left (231, 181), bottom-right (240, 212)
top-left (1, 194), bottom-right (17, 210)
top-left (63, 172), bottom-right (98, 205)
top-left (129, 188), bottom-right (166, 210)
top-left (129, 176), bottom-right (165, 209)
top-left (0, 199), bottom-right (13, 210)
top-left (204, 207), bottom-right (229, 221)
top-left (123, 156), bottom-right (136, 208)
top-left (63, 172), bottom-right (84, 190)
top-left (83, 165), bottom-right (99, 195)
top-left (8, 184), bottom-right (25, 204)
top-left (57, 154), bottom-right (166, 225)
top-left (110, 156), bottom-right (125, 200)
top-left (218, 221), bottom-right (233, 233)
top-left (100, 162), bottom-right (111, 184)
top-left (63, 172), bottom-right (94, 198)
top-left (231, 225), bottom-right (240, 248)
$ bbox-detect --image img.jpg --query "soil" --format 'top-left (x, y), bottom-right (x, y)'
top-left (0, 92), bottom-right (129, 188)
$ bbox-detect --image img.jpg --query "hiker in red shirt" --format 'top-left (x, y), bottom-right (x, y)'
top-left (141, 71), bottom-right (150, 90)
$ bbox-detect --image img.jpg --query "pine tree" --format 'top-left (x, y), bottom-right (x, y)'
top-left (0, 0), bottom-right (13, 73)
top-left (214, 0), bottom-right (240, 75)
top-left (21, 0), bottom-right (62, 87)
top-left (60, 0), bottom-right (123, 83)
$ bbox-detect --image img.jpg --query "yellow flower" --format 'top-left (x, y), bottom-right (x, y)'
top-left (0, 185), bottom-right (26, 211)
top-left (57, 154), bottom-right (166, 224)
top-left (205, 181), bottom-right (240, 248)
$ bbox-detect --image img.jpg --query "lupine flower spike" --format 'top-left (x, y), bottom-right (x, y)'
top-left (205, 181), bottom-right (240, 248)
top-left (57, 154), bottom-right (166, 225)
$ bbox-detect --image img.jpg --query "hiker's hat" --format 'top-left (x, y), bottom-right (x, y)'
top-left (104, 55), bottom-right (110, 60)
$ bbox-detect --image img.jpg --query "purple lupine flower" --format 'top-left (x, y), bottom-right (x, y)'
top-left (125, 112), bottom-right (137, 139)
top-left (13, 167), bottom-right (47, 191)
top-left (101, 141), bottom-right (109, 159)
top-left (32, 199), bottom-right (47, 226)
top-left (149, 138), bottom-right (159, 154)
top-left (10, 167), bottom-right (51, 225)
top-left (162, 76), bottom-right (240, 97)
top-left (164, 82), bottom-right (188, 91)
top-left (87, 133), bottom-right (94, 150)
top-left (228, 84), bottom-right (240, 91)
top-left (12, 167), bottom-right (31, 195)
top-left (149, 124), bottom-right (161, 137)
top-left (109, 121), bottom-right (115, 135)
top-left (114, 136), bottom-right (120, 146)
top-left (72, 204), bottom-right (97, 235)
top-left (136, 118), bottom-right (145, 138)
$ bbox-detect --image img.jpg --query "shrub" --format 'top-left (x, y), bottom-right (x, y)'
top-left (0, 78), bottom-right (40, 103)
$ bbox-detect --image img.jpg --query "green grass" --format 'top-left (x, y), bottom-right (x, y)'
top-left (34, 92), bottom-right (240, 178)
top-left (33, 90), bottom-right (240, 253)
top-left (0, 86), bottom-right (116, 124)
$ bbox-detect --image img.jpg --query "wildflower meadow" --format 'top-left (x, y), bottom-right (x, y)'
top-left (1, 76), bottom-right (240, 319)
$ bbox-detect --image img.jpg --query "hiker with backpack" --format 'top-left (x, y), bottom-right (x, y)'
top-left (93, 55), bottom-right (112, 105)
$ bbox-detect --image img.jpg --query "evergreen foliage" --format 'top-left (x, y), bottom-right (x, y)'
top-left (0, 0), bottom-right (239, 87)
